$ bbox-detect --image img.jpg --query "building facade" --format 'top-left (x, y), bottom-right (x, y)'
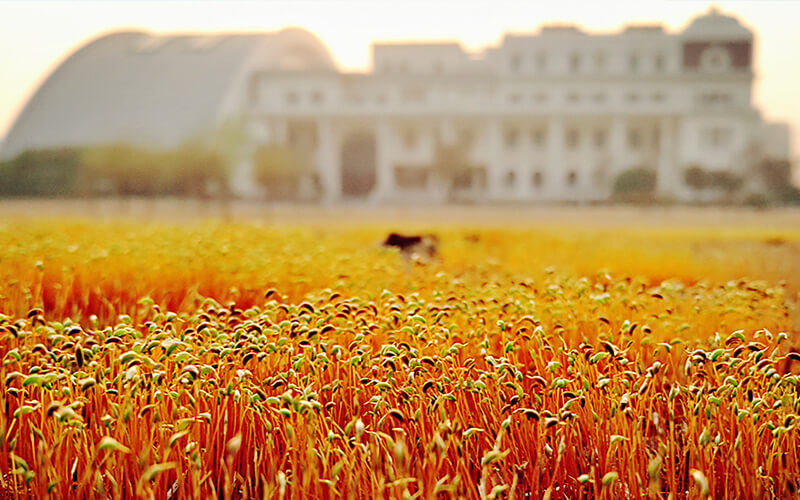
top-left (241, 7), bottom-right (788, 202)
top-left (1, 8), bottom-right (790, 202)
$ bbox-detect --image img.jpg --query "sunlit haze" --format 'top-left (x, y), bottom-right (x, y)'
top-left (0, 0), bottom-right (798, 158)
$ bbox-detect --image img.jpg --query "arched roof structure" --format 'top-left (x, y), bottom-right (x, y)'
top-left (682, 7), bottom-right (752, 41)
top-left (1, 27), bottom-right (336, 158)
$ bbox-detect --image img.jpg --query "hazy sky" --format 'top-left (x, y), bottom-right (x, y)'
top-left (0, 1), bottom-right (798, 156)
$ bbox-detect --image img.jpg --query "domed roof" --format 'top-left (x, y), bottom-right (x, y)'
top-left (0, 27), bottom-right (336, 159)
top-left (683, 7), bottom-right (752, 40)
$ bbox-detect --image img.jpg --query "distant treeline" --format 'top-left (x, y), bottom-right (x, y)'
top-left (1, 144), bottom-right (797, 205)
top-left (0, 144), bottom-right (228, 198)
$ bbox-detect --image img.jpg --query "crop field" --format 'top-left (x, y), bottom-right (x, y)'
top-left (1, 207), bottom-right (799, 499)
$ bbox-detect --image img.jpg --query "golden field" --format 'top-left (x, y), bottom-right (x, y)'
top-left (0, 204), bottom-right (799, 499)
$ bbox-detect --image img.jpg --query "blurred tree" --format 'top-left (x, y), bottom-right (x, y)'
top-left (0, 148), bottom-right (82, 196)
top-left (252, 144), bottom-right (308, 200)
top-left (683, 165), bottom-right (709, 191)
top-left (707, 171), bottom-right (743, 194)
top-left (432, 144), bottom-right (471, 200)
top-left (168, 145), bottom-right (229, 198)
top-left (80, 144), bottom-right (166, 196)
top-left (613, 167), bottom-right (656, 201)
top-left (755, 158), bottom-right (800, 204)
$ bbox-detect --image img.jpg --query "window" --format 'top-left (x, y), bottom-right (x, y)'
top-left (457, 129), bottom-right (474, 149)
top-left (566, 129), bottom-right (580, 150)
top-left (433, 61), bottom-right (444, 73)
top-left (654, 53), bottom-right (665, 72)
top-left (285, 91), bottom-right (299, 105)
top-left (394, 166), bottom-right (429, 189)
top-left (311, 91), bottom-right (324, 105)
top-left (592, 93), bottom-right (606, 103)
top-left (402, 86), bottom-right (426, 103)
top-left (504, 171), bottom-right (517, 188)
top-left (628, 53), bottom-right (639, 73)
top-left (532, 129), bottom-right (546, 147)
top-left (594, 130), bottom-right (606, 149)
top-left (652, 92), bottom-right (665, 103)
top-left (567, 93), bottom-right (580, 103)
top-left (566, 171), bottom-right (578, 186)
top-left (510, 53), bottom-right (522, 73)
top-left (701, 46), bottom-right (731, 72)
top-left (505, 128), bottom-right (519, 148)
top-left (403, 129), bottom-right (417, 150)
top-left (453, 167), bottom-right (487, 190)
top-left (701, 127), bottom-right (732, 150)
top-left (508, 92), bottom-right (522, 104)
top-left (625, 92), bottom-right (640, 103)
top-left (536, 53), bottom-right (547, 71)
top-left (628, 128), bottom-right (642, 150)
top-left (697, 93), bottom-right (732, 107)
top-left (570, 53), bottom-right (580, 73)
top-left (595, 52), bottom-right (606, 72)
top-left (534, 92), bottom-right (549, 103)
top-left (345, 92), bottom-right (363, 105)
top-left (532, 171), bottom-right (544, 187)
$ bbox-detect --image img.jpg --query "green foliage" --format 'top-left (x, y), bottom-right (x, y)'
top-left (431, 144), bottom-right (476, 198)
top-left (253, 144), bottom-right (308, 200)
top-left (1, 142), bottom-right (231, 198)
top-left (707, 171), bottom-right (743, 193)
top-left (755, 158), bottom-right (800, 204)
top-left (684, 165), bottom-right (709, 190)
top-left (167, 146), bottom-right (228, 198)
top-left (432, 144), bottom-right (469, 178)
top-left (613, 167), bottom-right (657, 200)
top-left (80, 144), bottom-right (166, 196)
top-left (0, 148), bottom-right (83, 196)
top-left (684, 165), bottom-right (743, 194)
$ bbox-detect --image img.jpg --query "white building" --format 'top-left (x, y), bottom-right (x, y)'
top-left (1, 8), bottom-right (790, 202)
top-left (245, 7), bottom-right (789, 202)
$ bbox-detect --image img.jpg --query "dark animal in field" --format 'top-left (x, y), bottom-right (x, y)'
top-left (382, 232), bottom-right (439, 263)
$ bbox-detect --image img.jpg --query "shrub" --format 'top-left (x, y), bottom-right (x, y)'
top-left (613, 167), bottom-right (657, 201)
top-left (707, 171), bottom-right (743, 193)
top-left (755, 158), bottom-right (800, 204)
top-left (0, 148), bottom-right (83, 196)
top-left (167, 147), bottom-right (229, 198)
top-left (253, 144), bottom-right (308, 200)
top-left (80, 144), bottom-right (169, 196)
top-left (684, 165), bottom-right (709, 190)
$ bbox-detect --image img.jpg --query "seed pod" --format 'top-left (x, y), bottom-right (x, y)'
top-left (523, 409), bottom-right (540, 421)
top-left (75, 344), bottom-right (84, 368)
top-left (387, 409), bottom-right (404, 423)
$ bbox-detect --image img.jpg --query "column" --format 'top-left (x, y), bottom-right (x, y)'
top-left (229, 117), bottom-right (267, 199)
top-left (439, 119), bottom-right (456, 146)
top-left (546, 116), bottom-right (564, 199)
top-left (316, 119), bottom-right (340, 202)
top-left (273, 119), bottom-right (288, 143)
top-left (610, 116), bottom-right (626, 176)
top-left (485, 118), bottom-right (504, 199)
top-left (374, 119), bottom-right (394, 201)
top-left (657, 117), bottom-right (675, 197)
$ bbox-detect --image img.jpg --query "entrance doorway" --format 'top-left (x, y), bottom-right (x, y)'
top-left (340, 132), bottom-right (376, 198)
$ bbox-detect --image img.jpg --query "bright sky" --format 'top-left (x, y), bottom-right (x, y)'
top-left (0, 1), bottom-right (798, 157)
